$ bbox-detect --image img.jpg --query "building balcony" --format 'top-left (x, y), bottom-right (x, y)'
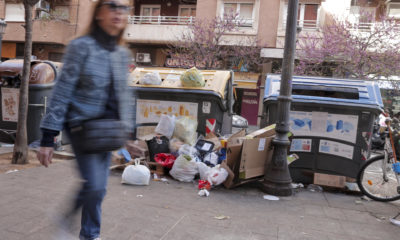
top-left (124, 15), bottom-right (195, 44)
top-left (3, 20), bottom-right (76, 45)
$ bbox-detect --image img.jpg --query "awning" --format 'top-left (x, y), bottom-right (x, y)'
top-left (234, 72), bottom-right (260, 89)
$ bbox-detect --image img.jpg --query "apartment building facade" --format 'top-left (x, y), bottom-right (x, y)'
top-left (0, 0), bottom-right (95, 61)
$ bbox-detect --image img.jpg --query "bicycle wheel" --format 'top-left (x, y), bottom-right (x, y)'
top-left (357, 155), bottom-right (400, 202)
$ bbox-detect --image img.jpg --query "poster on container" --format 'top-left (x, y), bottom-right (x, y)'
top-left (1, 88), bottom-right (19, 122)
top-left (289, 111), bottom-right (358, 143)
top-left (136, 99), bottom-right (198, 124)
top-left (319, 140), bottom-right (354, 159)
top-left (290, 139), bottom-right (312, 152)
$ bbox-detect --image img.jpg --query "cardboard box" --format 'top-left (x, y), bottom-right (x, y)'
top-left (225, 130), bottom-right (246, 172)
top-left (239, 136), bottom-right (274, 179)
top-left (245, 124), bottom-right (276, 139)
top-left (136, 126), bottom-right (156, 140)
top-left (314, 173), bottom-right (346, 188)
top-left (222, 129), bottom-right (275, 188)
top-left (126, 140), bottom-right (149, 160)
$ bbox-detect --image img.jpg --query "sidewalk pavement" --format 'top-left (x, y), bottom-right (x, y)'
top-left (0, 159), bottom-right (399, 240)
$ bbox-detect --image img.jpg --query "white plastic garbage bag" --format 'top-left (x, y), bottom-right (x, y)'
top-left (203, 152), bottom-right (219, 166)
top-left (173, 117), bottom-right (198, 145)
top-left (178, 144), bottom-right (198, 158)
top-left (169, 155), bottom-right (198, 182)
top-left (196, 162), bottom-right (211, 180)
top-left (155, 114), bottom-right (176, 139)
top-left (139, 72), bottom-right (162, 85)
top-left (207, 165), bottom-right (228, 186)
top-left (121, 159), bottom-right (150, 185)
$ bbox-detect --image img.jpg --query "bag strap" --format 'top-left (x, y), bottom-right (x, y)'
top-left (134, 158), bottom-right (140, 166)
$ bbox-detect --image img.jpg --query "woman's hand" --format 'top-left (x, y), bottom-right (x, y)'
top-left (37, 147), bottom-right (54, 168)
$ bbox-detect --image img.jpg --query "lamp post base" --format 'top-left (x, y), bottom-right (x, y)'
top-left (260, 179), bottom-right (293, 196)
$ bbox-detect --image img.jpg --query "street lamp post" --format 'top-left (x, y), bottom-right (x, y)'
top-left (0, 19), bottom-right (7, 62)
top-left (260, 0), bottom-right (299, 196)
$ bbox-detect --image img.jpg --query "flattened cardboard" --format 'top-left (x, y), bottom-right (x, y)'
top-left (239, 136), bottom-right (274, 179)
top-left (314, 173), bottom-right (346, 188)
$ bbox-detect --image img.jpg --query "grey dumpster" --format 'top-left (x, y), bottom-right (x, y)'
top-left (261, 74), bottom-right (383, 183)
top-left (0, 60), bottom-right (59, 144)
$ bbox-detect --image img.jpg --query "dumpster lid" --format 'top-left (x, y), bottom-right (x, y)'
top-left (0, 59), bottom-right (61, 84)
top-left (264, 74), bottom-right (383, 109)
top-left (129, 67), bottom-right (231, 99)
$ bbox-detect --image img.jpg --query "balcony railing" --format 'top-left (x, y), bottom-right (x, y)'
top-left (283, 19), bottom-right (319, 30)
top-left (348, 22), bottom-right (400, 32)
top-left (128, 15), bottom-right (195, 25)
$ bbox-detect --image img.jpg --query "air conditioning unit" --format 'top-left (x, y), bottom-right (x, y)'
top-left (36, 0), bottom-right (50, 12)
top-left (136, 53), bottom-right (151, 63)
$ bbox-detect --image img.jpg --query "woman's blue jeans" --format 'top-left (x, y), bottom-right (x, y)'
top-left (68, 130), bottom-right (111, 240)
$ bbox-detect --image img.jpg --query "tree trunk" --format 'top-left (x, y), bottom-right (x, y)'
top-left (12, 3), bottom-right (33, 164)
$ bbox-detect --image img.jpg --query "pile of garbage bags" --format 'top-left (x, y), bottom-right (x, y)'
top-left (120, 113), bottom-right (229, 196)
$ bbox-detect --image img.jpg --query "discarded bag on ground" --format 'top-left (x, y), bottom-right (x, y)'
top-left (139, 72), bottom-right (162, 85)
top-left (180, 67), bottom-right (205, 87)
top-left (195, 139), bottom-right (215, 159)
top-left (146, 136), bottom-right (170, 161)
top-left (121, 159), bottom-right (150, 185)
top-left (197, 162), bottom-right (211, 180)
top-left (178, 144), bottom-right (199, 159)
top-left (155, 114), bottom-right (176, 139)
top-left (154, 153), bottom-right (176, 169)
top-left (173, 116), bottom-right (198, 145)
top-left (203, 152), bottom-right (219, 167)
top-left (207, 165), bottom-right (229, 186)
top-left (169, 154), bottom-right (199, 182)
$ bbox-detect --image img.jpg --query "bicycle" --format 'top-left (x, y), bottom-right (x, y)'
top-left (356, 118), bottom-right (400, 202)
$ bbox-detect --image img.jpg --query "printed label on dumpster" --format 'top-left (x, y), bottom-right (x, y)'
top-left (202, 101), bottom-right (211, 114)
top-left (290, 139), bottom-right (312, 152)
top-left (319, 140), bottom-right (354, 159)
top-left (136, 99), bottom-right (198, 124)
top-left (289, 111), bottom-right (358, 143)
top-left (1, 88), bottom-right (19, 122)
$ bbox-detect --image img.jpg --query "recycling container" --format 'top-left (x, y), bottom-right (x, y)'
top-left (129, 67), bottom-right (234, 137)
top-left (0, 60), bottom-right (60, 144)
top-left (261, 74), bottom-right (383, 183)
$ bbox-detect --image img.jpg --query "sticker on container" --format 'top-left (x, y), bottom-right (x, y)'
top-left (202, 101), bottom-right (211, 114)
top-left (1, 88), bottom-right (19, 122)
top-left (206, 118), bottom-right (216, 134)
top-left (289, 111), bottom-right (358, 143)
top-left (319, 140), bottom-right (354, 159)
top-left (258, 138), bottom-right (266, 151)
top-left (290, 139), bottom-right (312, 152)
top-left (136, 99), bottom-right (198, 124)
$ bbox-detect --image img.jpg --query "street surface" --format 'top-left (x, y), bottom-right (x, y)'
top-left (0, 159), bottom-right (399, 240)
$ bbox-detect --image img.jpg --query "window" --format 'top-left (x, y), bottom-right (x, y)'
top-left (140, 5), bottom-right (161, 17)
top-left (388, 3), bottom-right (400, 19)
top-left (5, 3), bottom-right (25, 22)
top-left (349, 6), bottom-right (375, 30)
top-left (223, 2), bottom-right (254, 27)
top-left (179, 5), bottom-right (196, 17)
top-left (140, 4), bottom-right (161, 23)
top-left (283, 3), bottom-right (320, 30)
